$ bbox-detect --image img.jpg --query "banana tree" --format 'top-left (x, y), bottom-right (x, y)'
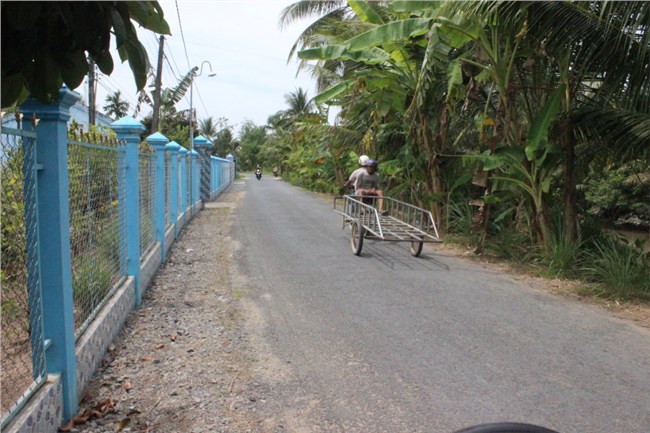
top-left (298, 2), bottom-right (452, 221)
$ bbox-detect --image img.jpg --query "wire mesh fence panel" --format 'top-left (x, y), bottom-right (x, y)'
top-left (1, 127), bottom-right (46, 422)
top-left (177, 154), bottom-right (182, 218)
top-left (68, 137), bottom-right (126, 336)
top-left (200, 152), bottom-right (210, 200)
top-left (139, 152), bottom-right (157, 257)
top-left (164, 153), bottom-right (171, 226)
top-left (186, 157), bottom-right (191, 207)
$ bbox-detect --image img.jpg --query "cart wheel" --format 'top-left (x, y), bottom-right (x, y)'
top-left (452, 423), bottom-right (559, 433)
top-left (351, 219), bottom-right (365, 255)
top-left (410, 238), bottom-right (424, 257)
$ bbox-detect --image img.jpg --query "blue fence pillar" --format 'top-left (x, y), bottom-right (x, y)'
top-left (146, 132), bottom-right (169, 261)
top-left (194, 135), bottom-right (210, 201)
top-left (227, 154), bottom-right (235, 185)
top-left (111, 117), bottom-right (145, 307)
top-left (179, 147), bottom-right (188, 225)
top-left (190, 150), bottom-right (199, 214)
top-left (20, 88), bottom-right (79, 421)
top-left (166, 141), bottom-right (181, 236)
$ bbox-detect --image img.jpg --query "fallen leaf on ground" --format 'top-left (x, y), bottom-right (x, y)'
top-left (72, 415), bottom-right (89, 424)
top-left (156, 343), bottom-right (165, 349)
top-left (127, 408), bottom-right (142, 416)
top-left (58, 419), bottom-right (74, 432)
top-left (122, 380), bottom-right (132, 392)
top-left (141, 356), bottom-right (153, 362)
top-left (170, 334), bottom-right (177, 342)
top-left (115, 417), bottom-right (131, 432)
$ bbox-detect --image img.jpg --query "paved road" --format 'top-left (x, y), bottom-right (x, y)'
top-left (232, 175), bottom-right (650, 433)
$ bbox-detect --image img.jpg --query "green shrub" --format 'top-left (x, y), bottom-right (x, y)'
top-left (488, 225), bottom-right (542, 265)
top-left (545, 220), bottom-right (584, 279)
top-left (582, 235), bottom-right (650, 299)
top-left (446, 200), bottom-right (474, 235)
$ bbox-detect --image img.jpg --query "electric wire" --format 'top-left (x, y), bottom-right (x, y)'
top-left (174, 0), bottom-right (192, 70)
top-left (172, 0), bottom-right (213, 121)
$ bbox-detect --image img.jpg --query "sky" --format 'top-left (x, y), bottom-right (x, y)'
top-left (89, 0), bottom-right (318, 133)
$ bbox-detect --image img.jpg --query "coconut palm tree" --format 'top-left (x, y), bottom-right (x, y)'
top-left (199, 117), bottom-right (218, 140)
top-left (284, 87), bottom-right (315, 117)
top-left (103, 90), bottom-right (130, 119)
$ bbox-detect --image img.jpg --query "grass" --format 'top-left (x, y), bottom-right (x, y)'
top-left (581, 235), bottom-right (650, 300)
top-left (545, 227), bottom-right (584, 279)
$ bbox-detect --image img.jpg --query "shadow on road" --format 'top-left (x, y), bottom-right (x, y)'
top-left (344, 236), bottom-right (451, 271)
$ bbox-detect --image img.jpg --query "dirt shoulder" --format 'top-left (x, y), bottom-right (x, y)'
top-left (73, 189), bottom-right (271, 433)
top-left (430, 241), bottom-right (650, 329)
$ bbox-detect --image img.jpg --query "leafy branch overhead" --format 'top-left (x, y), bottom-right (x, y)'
top-left (1, 1), bottom-right (171, 107)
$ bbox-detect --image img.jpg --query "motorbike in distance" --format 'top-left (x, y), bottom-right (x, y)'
top-left (255, 167), bottom-right (262, 180)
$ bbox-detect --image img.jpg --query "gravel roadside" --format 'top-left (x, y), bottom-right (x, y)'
top-left (72, 186), bottom-right (272, 433)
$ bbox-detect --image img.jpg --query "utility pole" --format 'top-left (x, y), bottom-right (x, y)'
top-left (151, 35), bottom-right (165, 132)
top-left (88, 57), bottom-right (96, 125)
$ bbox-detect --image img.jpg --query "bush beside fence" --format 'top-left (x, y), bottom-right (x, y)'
top-left (0, 88), bottom-right (235, 433)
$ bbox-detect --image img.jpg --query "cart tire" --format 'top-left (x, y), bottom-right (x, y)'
top-left (410, 239), bottom-right (424, 257)
top-left (452, 423), bottom-right (559, 433)
top-left (351, 219), bottom-right (365, 255)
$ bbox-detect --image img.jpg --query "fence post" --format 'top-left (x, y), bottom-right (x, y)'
top-left (208, 156), bottom-right (213, 198)
top-left (190, 150), bottom-right (199, 214)
top-left (146, 132), bottom-right (169, 261)
top-left (20, 87), bottom-right (79, 421)
top-left (178, 147), bottom-right (188, 226)
top-left (166, 141), bottom-right (181, 236)
top-left (111, 117), bottom-right (145, 307)
top-left (227, 154), bottom-right (235, 186)
top-left (193, 135), bottom-right (210, 201)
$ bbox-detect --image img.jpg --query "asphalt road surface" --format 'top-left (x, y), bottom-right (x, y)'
top-left (232, 174), bottom-right (650, 433)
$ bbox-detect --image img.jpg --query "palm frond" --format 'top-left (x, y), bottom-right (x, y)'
top-left (279, 0), bottom-right (347, 29)
top-left (572, 106), bottom-right (650, 163)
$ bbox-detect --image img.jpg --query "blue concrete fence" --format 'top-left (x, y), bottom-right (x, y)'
top-left (0, 88), bottom-right (234, 433)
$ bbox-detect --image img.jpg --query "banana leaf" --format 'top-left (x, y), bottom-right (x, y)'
top-left (525, 84), bottom-right (565, 163)
top-left (348, 0), bottom-right (384, 25)
top-left (298, 45), bottom-right (390, 64)
top-left (346, 18), bottom-right (433, 51)
top-left (313, 80), bottom-right (355, 104)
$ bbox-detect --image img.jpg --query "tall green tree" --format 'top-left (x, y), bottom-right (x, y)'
top-left (199, 117), bottom-right (218, 140)
top-left (284, 87), bottom-right (316, 118)
top-left (103, 90), bottom-right (130, 119)
top-left (237, 120), bottom-right (268, 170)
top-left (209, 117), bottom-right (237, 156)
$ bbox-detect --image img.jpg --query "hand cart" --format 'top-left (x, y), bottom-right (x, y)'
top-left (333, 195), bottom-right (442, 256)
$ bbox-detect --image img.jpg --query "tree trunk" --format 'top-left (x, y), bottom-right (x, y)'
top-left (561, 121), bottom-right (578, 242)
top-left (428, 153), bottom-right (443, 228)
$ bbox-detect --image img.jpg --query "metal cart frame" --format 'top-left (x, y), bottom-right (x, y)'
top-left (333, 195), bottom-right (442, 256)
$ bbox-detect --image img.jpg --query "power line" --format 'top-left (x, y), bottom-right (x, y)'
top-left (163, 52), bottom-right (181, 84)
top-left (193, 81), bottom-right (211, 119)
top-left (97, 74), bottom-right (139, 107)
top-left (174, 0), bottom-right (192, 70)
